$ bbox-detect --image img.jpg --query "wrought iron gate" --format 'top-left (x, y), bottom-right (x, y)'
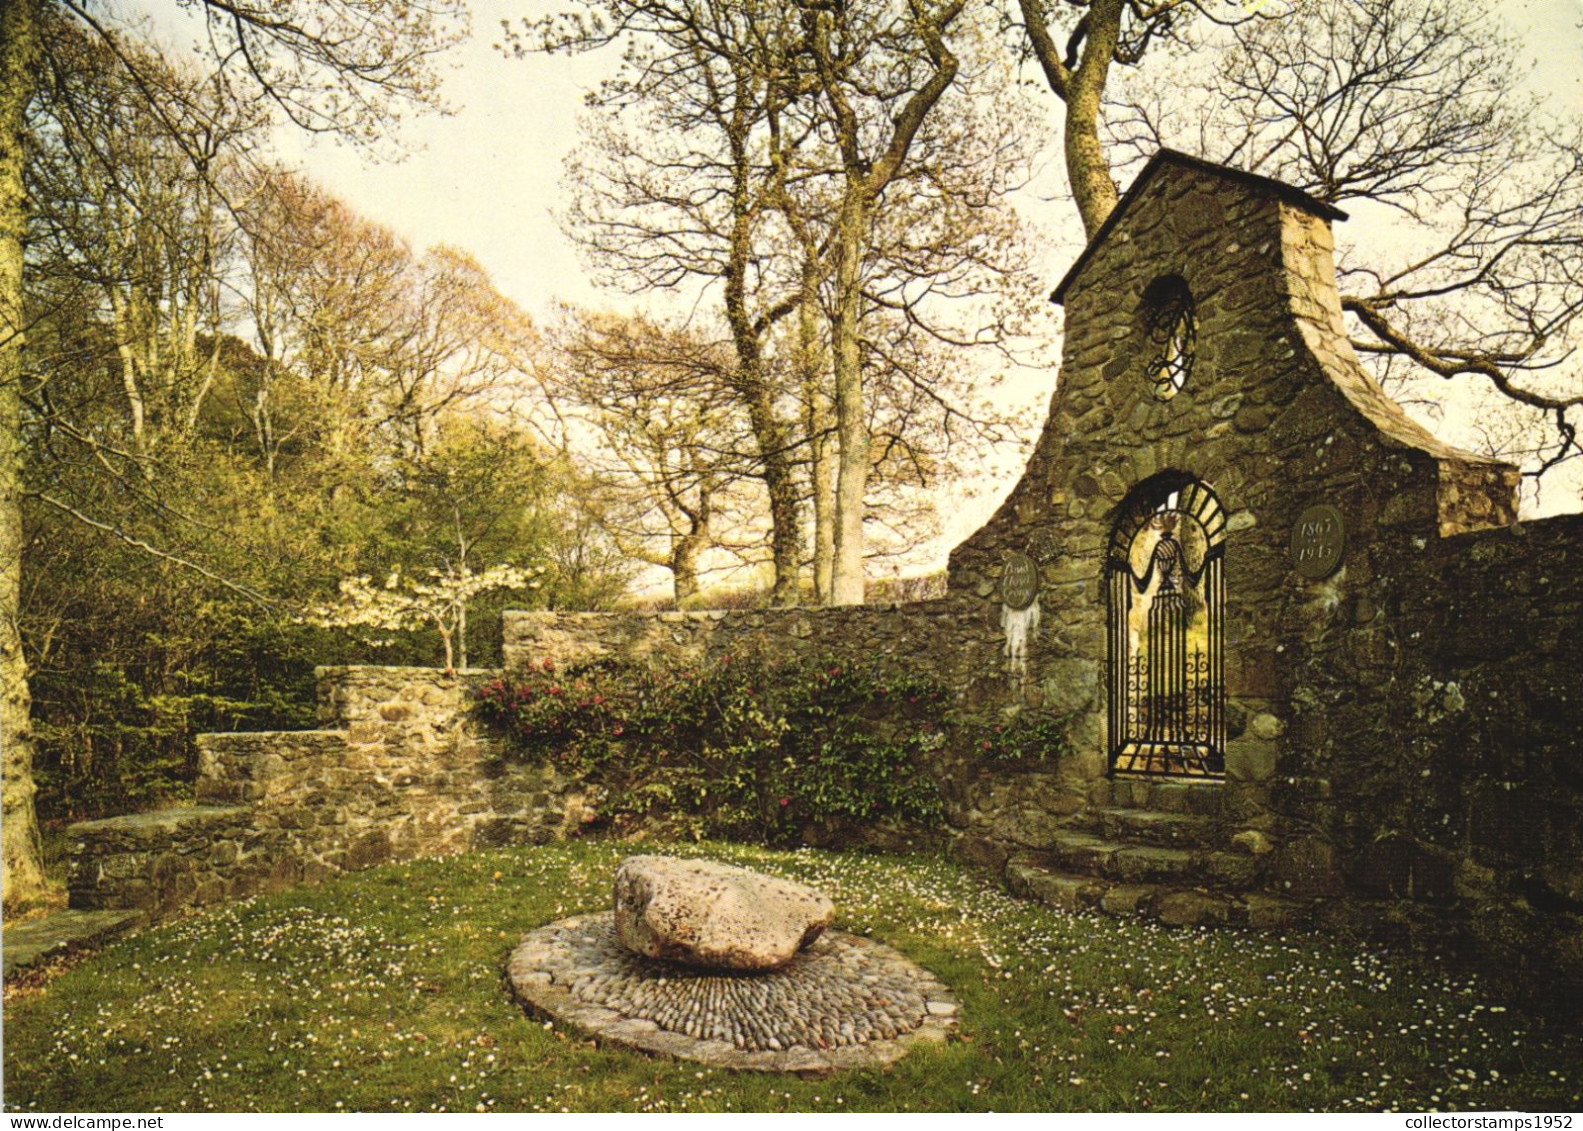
top-left (1106, 477), bottom-right (1226, 777)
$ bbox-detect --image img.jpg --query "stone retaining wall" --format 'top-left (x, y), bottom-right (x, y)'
top-left (1322, 515), bottom-right (1583, 985)
top-left (66, 806), bottom-right (254, 914)
top-left (66, 667), bottom-right (595, 920)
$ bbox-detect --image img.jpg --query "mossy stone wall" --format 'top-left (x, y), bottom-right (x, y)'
top-left (504, 154), bottom-right (1580, 992)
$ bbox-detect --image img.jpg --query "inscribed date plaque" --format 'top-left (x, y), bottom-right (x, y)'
top-left (1290, 504), bottom-right (1345, 579)
top-left (1000, 551), bottom-right (1041, 610)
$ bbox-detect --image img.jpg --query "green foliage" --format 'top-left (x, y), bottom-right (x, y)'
top-left (474, 651), bottom-right (947, 843)
top-left (28, 607), bottom-right (345, 821)
top-left (22, 370), bottom-right (629, 818)
top-left (976, 710), bottom-right (1075, 764)
top-left (20, 55), bottom-right (632, 828)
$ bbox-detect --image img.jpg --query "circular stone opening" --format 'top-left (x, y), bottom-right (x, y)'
top-left (506, 909), bottom-right (958, 1074)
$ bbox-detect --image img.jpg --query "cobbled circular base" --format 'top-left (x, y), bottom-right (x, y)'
top-left (506, 913), bottom-right (958, 1074)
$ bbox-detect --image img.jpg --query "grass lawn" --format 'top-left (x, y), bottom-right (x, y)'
top-left (3, 841), bottom-right (1578, 1113)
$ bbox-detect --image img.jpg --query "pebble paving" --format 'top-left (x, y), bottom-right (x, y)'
top-left (506, 913), bottom-right (958, 1073)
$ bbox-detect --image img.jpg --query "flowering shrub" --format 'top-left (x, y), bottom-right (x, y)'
top-left (977, 711), bottom-right (1075, 764)
top-left (474, 651), bottom-right (947, 844)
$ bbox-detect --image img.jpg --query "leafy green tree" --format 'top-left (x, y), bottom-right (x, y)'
top-left (382, 414), bottom-right (628, 664)
top-left (2, 0), bottom-right (464, 905)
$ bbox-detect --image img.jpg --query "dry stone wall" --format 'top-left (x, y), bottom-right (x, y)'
top-left (67, 667), bottom-right (595, 919)
top-left (1320, 515), bottom-right (1583, 984)
top-left (500, 601), bottom-right (1073, 850)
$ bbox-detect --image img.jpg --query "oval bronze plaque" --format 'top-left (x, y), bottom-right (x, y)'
top-left (1000, 551), bottom-right (1041, 610)
top-left (1290, 504), bottom-right (1345, 579)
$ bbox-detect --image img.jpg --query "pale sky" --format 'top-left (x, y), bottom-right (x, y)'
top-left (135, 0), bottom-right (1583, 539)
top-left (269, 0), bottom-right (1583, 319)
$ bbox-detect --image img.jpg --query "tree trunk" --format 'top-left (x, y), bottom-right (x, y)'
top-left (1064, 0), bottom-right (1122, 239)
top-left (757, 414), bottom-right (802, 607)
top-left (671, 521), bottom-right (705, 605)
top-left (1015, 0), bottom-right (1122, 239)
top-left (828, 188), bottom-right (869, 606)
top-left (716, 77), bottom-right (802, 608)
top-left (723, 224), bottom-right (800, 605)
top-left (109, 289), bottom-right (150, 460)
top-left (437, 625), bottom-right (455, 675)
top-left (804, 293), bottom-right (836, 605)
top-left (0, 0), bottom-right (48, 909)
top-left (808, 0), bottom-right (963, 605)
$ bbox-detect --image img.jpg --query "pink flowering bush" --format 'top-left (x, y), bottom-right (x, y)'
top-left (474, 649), bottom-right (947, 844)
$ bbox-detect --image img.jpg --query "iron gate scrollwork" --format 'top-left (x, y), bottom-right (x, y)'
top-left (1106, 476), bottom-right (1227, 777)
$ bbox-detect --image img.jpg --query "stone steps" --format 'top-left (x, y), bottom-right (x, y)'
top-left (994, 776), bottom-right (1297, 931)
top-left (1005, 856), bottom-right (1311, 931)
top-left (1088, 806), bottom-right (1219, 847)
top-left (1045, 831), bottom-right (1197, 882)
top-left (1106, 777), bottom-right (1226, 815)
top-left (1042, 828), bottom-right (1267, 888)
top-left (65, 806), bottom-right (253, 914)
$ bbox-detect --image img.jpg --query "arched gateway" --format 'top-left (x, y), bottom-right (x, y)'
top-left (1106, 473), bottom-right (1226, 777)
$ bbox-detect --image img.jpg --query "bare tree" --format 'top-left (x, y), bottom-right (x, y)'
top-left (514, 0), bottom-right (814, 606)
top-left (799, 0), bottom-right (970, 604)
top-left (545, 307), bottom-right (759, 602)
top-left (518, 0), bottom-right (1044, 605)
top-left (385, 245), bottom-right (540, 457)
top-left (26, 27), bottom-right (266, 467)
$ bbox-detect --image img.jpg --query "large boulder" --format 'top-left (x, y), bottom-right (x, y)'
top-left (612, 855), bottom-right (835, 971)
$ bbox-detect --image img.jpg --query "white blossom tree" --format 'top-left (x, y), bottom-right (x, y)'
top-left (307, 564), bottom-right (541, 675)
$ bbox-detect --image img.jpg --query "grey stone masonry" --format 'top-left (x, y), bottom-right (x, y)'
top-left (506, 913), bottom-right (957, 1073)
top-left (503, 151), bottom-right (1583, 1003)
top-left (67, 806), bottom-right (252, 914)
top-left (2, 909), bottom-right (146, 978)
top-left (66, 667), bottom-right (597, 921)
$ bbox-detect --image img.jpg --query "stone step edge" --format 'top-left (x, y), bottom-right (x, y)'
top-left (1038, 829), bottom-right (1268, 887)
top-left (65, 805), bottom-right (251, 836)
top-left (1105, 778), bottom-right (1226, 815)
top-left (1004, 857), bottom-right (1312, 931)
top-left (197, 729), bottom-right (347, 745)
top-left (2, 909), bottom-right (148, 980)
top-left (1078, 807), bottom-right (1223, 846)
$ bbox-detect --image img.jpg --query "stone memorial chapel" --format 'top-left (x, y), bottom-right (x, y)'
top-left (69, 151), bottom-right (1583, 997)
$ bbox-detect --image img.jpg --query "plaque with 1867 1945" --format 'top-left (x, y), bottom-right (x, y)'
top-left (1291, 503), bottom-right (1345, 579)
